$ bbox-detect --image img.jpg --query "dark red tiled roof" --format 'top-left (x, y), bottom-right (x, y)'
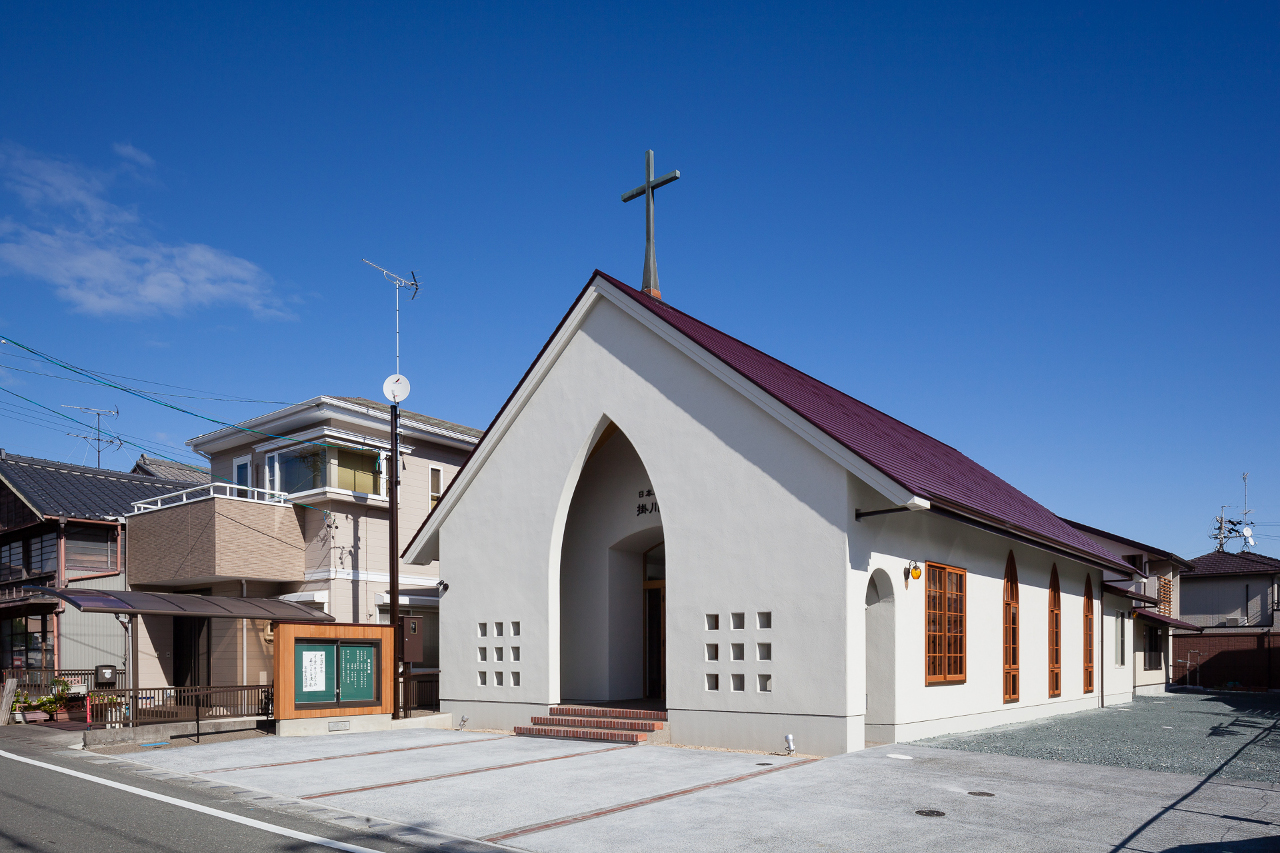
top-left (1188, 550), bottom-right (1280, 576)
top-left (1134, 609), bottom-right (1201, 632)
top-left (595, 272), bottom-right (1128, 571)
top-left (1103, 582), bottom-right (1158, 604)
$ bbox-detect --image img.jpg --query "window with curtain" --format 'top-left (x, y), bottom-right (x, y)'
top-left (926, 562), bottom-right (966, 684)
top-left (429, 467), bottom-right (442, 510)
top-left (1003, 553), bottom-right (1019, 703)
top-left (1048, 566), bottom-right (1062, 697)
top-left (334, 449), bottom-right (382, 495)
top-left (1083, 575), bottom-right (1095, 693)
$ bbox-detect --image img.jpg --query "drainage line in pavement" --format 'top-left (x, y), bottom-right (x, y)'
top-left (194, 736), bottom-right (508, 774)
top-left (302, 744), bottom-right (636, 799)
top-left (482, 757), bottom-right (822, 843)
top-left (1107, 714), bottom-right (1280, 853)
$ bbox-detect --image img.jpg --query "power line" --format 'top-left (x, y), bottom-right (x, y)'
top-left (0, 359), bottom-right (289, 403)
top-left (0, 352), bottom-right (289, 403)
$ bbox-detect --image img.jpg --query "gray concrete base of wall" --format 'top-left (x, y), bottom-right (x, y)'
top-left (276, 712), bottom-right (452, 737)
top-left (84, 716), bottom-right (268, 748)
top-left (1135, 682), bottom-right (1172, 696)
top-left (442, 699), bottom-right (549, 732)
top-left (668, 709), bottom-right (862, 757)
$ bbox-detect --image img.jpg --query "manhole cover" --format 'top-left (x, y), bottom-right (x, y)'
top-left (916, 809), bottom-right (946, 817)
top-left (756, 762), bottom-right (773, 766)
top-left (968, 791), bottom-right (995, 797)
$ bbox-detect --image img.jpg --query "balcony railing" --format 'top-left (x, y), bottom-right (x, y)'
top-left (130, 482), bottom-right (290, 514)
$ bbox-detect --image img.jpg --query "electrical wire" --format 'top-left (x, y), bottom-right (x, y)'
top-left (0, 359), bottom-right (289, 403)
top-left (0, 398), bottom-right (203, 462)
top-left (0, 351), bottom-right (290, 404)
top-left (1, 336), bottom-right (371, 454)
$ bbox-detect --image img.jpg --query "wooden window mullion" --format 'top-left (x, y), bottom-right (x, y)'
top-left (926, 562), bottom-right (966, 685)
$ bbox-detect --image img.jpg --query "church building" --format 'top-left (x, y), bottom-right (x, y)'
top-left (403, 271), bottom-right (1138, 756)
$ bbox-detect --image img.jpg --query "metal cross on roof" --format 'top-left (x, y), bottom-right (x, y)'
top-left (621, 149), bottom-right (680, 299)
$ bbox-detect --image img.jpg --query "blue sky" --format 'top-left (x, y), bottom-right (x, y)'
top-left (0, 3), bottom-right (1275, 559)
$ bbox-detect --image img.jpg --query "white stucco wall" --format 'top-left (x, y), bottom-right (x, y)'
top-left (424, 289), bottom-right (1126, 754)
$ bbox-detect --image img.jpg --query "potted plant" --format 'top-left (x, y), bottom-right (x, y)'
top-left (10, 690), bottom-right (30, 724)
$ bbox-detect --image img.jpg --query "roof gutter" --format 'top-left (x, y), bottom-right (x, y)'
top-left (925, 502), bottom-right (1134, 576)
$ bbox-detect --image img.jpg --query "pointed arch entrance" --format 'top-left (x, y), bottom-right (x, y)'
top-left (558, 423), bottom-right (665, 705)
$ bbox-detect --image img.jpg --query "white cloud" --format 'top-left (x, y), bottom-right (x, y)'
top-left (0, 143), bottom-right (289, 319)
top-left (112, 143), bottom-right (154, 168)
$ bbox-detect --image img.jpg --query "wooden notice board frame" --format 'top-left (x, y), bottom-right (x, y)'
top-left (273, 621), bottom-right (394, 720)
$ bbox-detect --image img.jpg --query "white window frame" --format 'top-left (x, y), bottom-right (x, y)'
top-left (232, 454), bottom-right (252, 496)
top-left (429, 465), bottom-right (444, 510)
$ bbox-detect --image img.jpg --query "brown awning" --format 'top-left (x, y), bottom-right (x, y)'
top-left (1134, 608), bottom-right (1202, 632)
top-left (26, 587), bottom-right (334, 622)
top-left (1103, 582), bottom-right (1159, 604)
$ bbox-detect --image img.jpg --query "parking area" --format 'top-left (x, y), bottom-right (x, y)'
top-left (916, 691), bottom-right (1280, 783)
top-left (95, 702), bottom-right (1280, 853)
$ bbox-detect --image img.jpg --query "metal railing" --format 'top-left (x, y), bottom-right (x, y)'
top-left (3, 668), bottom-right (97, 689)
top-left (88, 685), bottom-right (273, 728)
top-left (403, 672), bottom-right (440, 712)
top-left (130, 482), bottom-right (290, 514)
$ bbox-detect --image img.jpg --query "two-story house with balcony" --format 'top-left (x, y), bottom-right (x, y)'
top-left (0, 451), bottom-right (203, 676)
top-left (124, 396), bottom-right (481, 690)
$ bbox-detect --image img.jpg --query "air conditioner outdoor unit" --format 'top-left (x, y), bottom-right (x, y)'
top-left (1223, 616), bottom-right (1243, 627)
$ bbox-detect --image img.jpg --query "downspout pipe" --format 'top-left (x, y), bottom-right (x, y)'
top-left (1099, 573), bottom-right (1105, 709)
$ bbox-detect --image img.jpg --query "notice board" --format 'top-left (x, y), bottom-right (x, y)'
top-left (273, 622), bottom-right (393, 720)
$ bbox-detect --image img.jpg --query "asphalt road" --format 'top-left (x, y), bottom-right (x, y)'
top-left (0, 738), bottom-right (422, 853)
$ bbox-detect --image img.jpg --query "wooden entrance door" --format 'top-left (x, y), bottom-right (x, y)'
top-left (642, 541), bottom-right (666, 701)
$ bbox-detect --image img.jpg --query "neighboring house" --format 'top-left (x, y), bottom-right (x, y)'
top-left (1172, 549), bottom-right (1280, 691)
top-left (403, 271), bottom-right (1142, 755)
top-left (129, 454), bottom-right (211, 484)
top-left (1062, 519), bottom-right (1199, 696)
top-left (123, 396), bottom-right (481, 689)
top-left (0, 451), bottom-right (195, 674)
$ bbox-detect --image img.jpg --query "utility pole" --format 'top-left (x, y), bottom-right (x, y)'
top-left (62, 405), bottom-right (119, 468)
top-left (365, 259), bottom-right (419, 720)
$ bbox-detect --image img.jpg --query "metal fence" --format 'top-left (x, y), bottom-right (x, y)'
top-left (88, 685), bottom-right (273, 728)
top-left (404, 672), bottom-right (440, 712)
top-left (2, 668), bottom-right (98, 690)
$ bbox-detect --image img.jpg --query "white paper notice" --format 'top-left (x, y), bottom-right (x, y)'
top-left (302, 650), bottom-right (325, 692)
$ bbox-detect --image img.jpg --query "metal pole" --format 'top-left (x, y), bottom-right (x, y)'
top-left (390, 403), bottom-right (401, 720)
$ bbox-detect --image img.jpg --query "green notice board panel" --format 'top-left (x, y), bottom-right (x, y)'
top-left (295, 643), bottom-right (337, 703)
top-left (340, 644), bottom-right (377, 702)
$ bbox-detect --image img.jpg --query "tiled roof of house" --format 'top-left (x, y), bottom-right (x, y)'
top-left (1187, 550), bottom-right (1280, 576)
top-left (333, 397), bottom-right (483, 441)
top-left (130, 454), bottom-right (211, 484)
top-left (596, 272), bottom-right (1128, 571)
top-left (0, 453), bottom-right (194, 521)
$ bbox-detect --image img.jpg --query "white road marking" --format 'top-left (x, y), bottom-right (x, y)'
top-left (887, 754), bottom-right (914, 760)
top-left (1, 749), bottom-right (387, 853)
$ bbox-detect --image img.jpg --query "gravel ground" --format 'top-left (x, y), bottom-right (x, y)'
top-left (916, 691), bottom-right (1280, 783)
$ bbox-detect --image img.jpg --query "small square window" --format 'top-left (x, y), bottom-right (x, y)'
top-left (706, 614), bottom-right (719, 630)
top-left (758, 674), bottom-right (772, 693)
top-left (478, 647), bottom-right (487, 662)
top-left (757, 611), bottom-right (772, 629)
top-left (478, 671), bottom-right (487, 686)
top-left (731, 673), bottom-right (745, 692)
top-left (706, 643), bottom-right (719, 661)
top-left (731, 643), bottom-right (744, 661)
top-left (757, 642), bottom-right (772, 661)
top-left (512, 621), bottom-right (520, 636)
top-left (512, 646), bottom-right (520, 661)
top-left (495, 647), bottom-right (504, 662)
top-left (495, 671), bottom-right (504, 686)
top-left (706, 673), bottom-right (719, 691)
top-left (478, 623), bottom-right (488, 637)
top-left (496, 622), bottom-right (504, 637)
top-left (512, 671), bottom-right (520, 687)
top-left (731, 612), bottom-right (745, 630)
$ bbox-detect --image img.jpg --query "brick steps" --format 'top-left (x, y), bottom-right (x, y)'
top-left (516, 705), bottom-right (668, 743)
top-left (530, 715), bottom-right (661, 732)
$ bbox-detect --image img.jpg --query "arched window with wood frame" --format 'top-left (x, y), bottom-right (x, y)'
top-left (1048, 565), bottom-right (1062, 697)
top-left (1083, 575), bottom-right (1095, 693)
top-left (1003, 552), bottom-right (1019, 703)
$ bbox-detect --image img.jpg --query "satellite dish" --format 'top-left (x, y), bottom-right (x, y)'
top-left (1248, 537), bottom-right (1256, 546)
top-left (383, 374), bottom-right (411, 403)
top-left (1243, 527), bottom-right (1253, 537)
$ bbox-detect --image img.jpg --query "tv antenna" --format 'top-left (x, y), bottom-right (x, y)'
top-left (61, 405), bottom-right (120, 468)
top-left (1210, 472), bottom-right (1258, 552)
top-left (362, 259), bottom-right (420, 378)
